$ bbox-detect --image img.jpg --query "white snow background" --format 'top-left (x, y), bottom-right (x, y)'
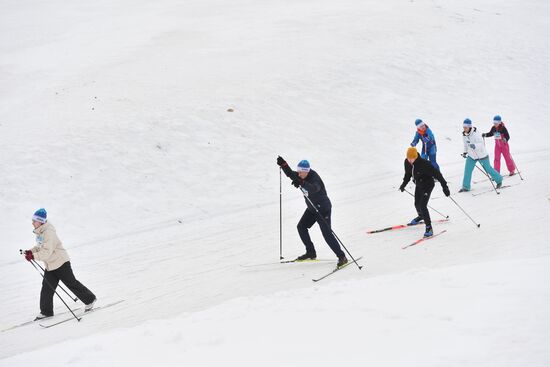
top-left (1, 0), bottom-right (549, 366)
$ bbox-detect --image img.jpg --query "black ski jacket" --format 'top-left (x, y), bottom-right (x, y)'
top-left (483, 124), bottom-right (511, 141)
top-left (402, 157), bottom-right (447, 188)
top-left (281, 166), bottom-right (331, 210)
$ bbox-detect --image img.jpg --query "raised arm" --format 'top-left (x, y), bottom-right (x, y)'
top-left (277, 156), bottom-right (298, 180)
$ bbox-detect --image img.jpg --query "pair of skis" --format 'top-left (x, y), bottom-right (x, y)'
top-left (39, 300), bottom-right (125, 328)
top-left (471, 183), bottom-right (518, 196)
top-left (366, 218), bottom-right (449, 234)
top-left (1, 306), bottom-right (83, 332)
top-left (312, 256), bottom-right (363, 282)
top-left (242, 257), bottom-right (363, 282)
top-left (1, 300), bottom-right (124, 332)
top-left (472, 173), bottom-right (517, 185)
top-left (366, 219), bottom-right (449, 249)
top-left (401, 230), bottom-right (447, 249)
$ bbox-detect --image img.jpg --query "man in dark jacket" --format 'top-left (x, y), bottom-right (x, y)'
top-left (399, 147), bottom-right (451, 237)
top-left (276, 156), bottom-right (348, 267)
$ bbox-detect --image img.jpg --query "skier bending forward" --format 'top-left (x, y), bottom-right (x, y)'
top-left (399, 148), bottom-right (450, 237)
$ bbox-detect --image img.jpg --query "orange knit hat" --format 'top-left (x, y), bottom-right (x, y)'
top-left (406, 147), bottom-right (418, 160)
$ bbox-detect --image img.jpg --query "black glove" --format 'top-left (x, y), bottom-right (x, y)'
top-left (482, 133), bottom-right (486, 138)
top-left (442, 185), bottom-right (450, 197)
top-left (292, 178), bottom-right (302, 188)
top-left (399, 184), bottom-right (405, 192)
top-left (276, 156), bottom-right (288, 167)
top-left (461, 152), bottom-right (467, 158)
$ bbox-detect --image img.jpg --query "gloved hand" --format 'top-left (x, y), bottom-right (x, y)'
top-left (276, 156), bottom-right (288, 167)
top-left (292, 178), bottom-right (303, 188)
top-left (461, 152), bottom-right (467, 158)
top-left (399, 184), bottom-right (406, 192)
top-left (482, 133), bottom-right (486, 138)
top-left (442, 185), bottom-right (450, 197)
top-left (420, 153), bottom-right (428, 160)
top-left (24, 250), bottom-right (34, 262)
top-left (502, 138), bottom-right (507, 143)
top-left (469, 144), bottom-right (476, 149)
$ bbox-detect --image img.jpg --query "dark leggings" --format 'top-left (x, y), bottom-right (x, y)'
top-left (40, 261), bottom-right (95, 316)
top-left (414, 182), bottom-right (435, 227)
top-left (297, 204), bottom-right (345, 258)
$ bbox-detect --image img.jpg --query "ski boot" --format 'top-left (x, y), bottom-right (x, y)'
top-left (424, 225), bottom-right (433, 238)
top-left (458, 187), bottom-right (470, 193)
top-left (496, 181), bottom-right (503, 189)
top-left (34, 313), bottom-right (53, 321)
top-left (337, 255), bottom-right (348, 268)
top-left (408, 216), bottom-right (423, 225)
top-left (296, 252), bottom-right (317, 261)
top-left (85, 298), bottom-right (97, 312)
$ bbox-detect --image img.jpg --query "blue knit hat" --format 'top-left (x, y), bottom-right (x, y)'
top-left (414, 119), bottom-right (425, 128)
top-left (493, 115), bottom-right (502, 123)
top-left (32, 208), bottom-right (47, 224)
top-left (297, 160), bottom-right (311, 173)
top-left (463, 118), bottom-right (472, 127)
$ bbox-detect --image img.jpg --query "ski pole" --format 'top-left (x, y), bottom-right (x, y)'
top-left (404, 189), bottom-right (449, 219)
top-left (299, 187), bottom-right (362, 270)
top-left (19, 250), bottom-right (78, 302)
top-left (448, 196), bottom-right (480, 228)
top-left (508, 150), bottom-right (524, 181)
top-left (20, 250), bottom-right (81, 322)
top-left (31, 259), bottom-right (78, 302)
top-left (471, 149), bottom-right (499, 195)
top-left (279, 167), bottom-right (284, 260)
top-left (475, 164), bottom-right (490, 179)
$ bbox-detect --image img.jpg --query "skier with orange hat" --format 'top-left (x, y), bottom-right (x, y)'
top-left (399, 147), bottom-right (450, 237)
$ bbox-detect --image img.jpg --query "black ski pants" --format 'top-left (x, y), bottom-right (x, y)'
top-left (414, 181), bottom-right (435, 227)
top-left (40, 261), bottom-right (95, 316)
top-left (297, 202), bottom-right (345, 258)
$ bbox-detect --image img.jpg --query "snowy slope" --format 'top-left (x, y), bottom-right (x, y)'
top-left (1, 0), bottom-right (549, 365)
top-left (3, 257), bottom-right (550, 367)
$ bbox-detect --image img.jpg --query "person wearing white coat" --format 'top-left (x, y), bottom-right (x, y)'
top-left (460, 118), bottom-right (503, 192)
top-left (24, 208), bottom-right (96, 320)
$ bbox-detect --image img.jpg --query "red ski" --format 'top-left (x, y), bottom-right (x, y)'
top-left (367, 219), bottom-right (449, 234)
top-left (402, 230), bottom-right (447, 249)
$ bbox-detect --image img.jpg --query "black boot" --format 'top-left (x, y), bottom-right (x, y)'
top-left (296, 252), bottom-right (317, 261)
top-left (337, 255), bottom-right (348, 267)
top-left (424, 225), bottom-right (433, 238)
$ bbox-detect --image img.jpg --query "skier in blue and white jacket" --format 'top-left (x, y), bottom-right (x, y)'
top-left (459, 118), bottom-right (503, 192)
top-left (410, 118), bottom-right (439, 170)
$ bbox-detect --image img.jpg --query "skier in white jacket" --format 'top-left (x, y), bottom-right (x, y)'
top-left (459, 118), bottom-right (503, 192)
top-left (23, 208), bottom-right (96, 320)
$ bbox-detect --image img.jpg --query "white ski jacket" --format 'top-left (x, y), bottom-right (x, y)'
top-left (463, 127), bottom-right (488, 160)
top-left (31, 222), bottom-right (70, 271)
